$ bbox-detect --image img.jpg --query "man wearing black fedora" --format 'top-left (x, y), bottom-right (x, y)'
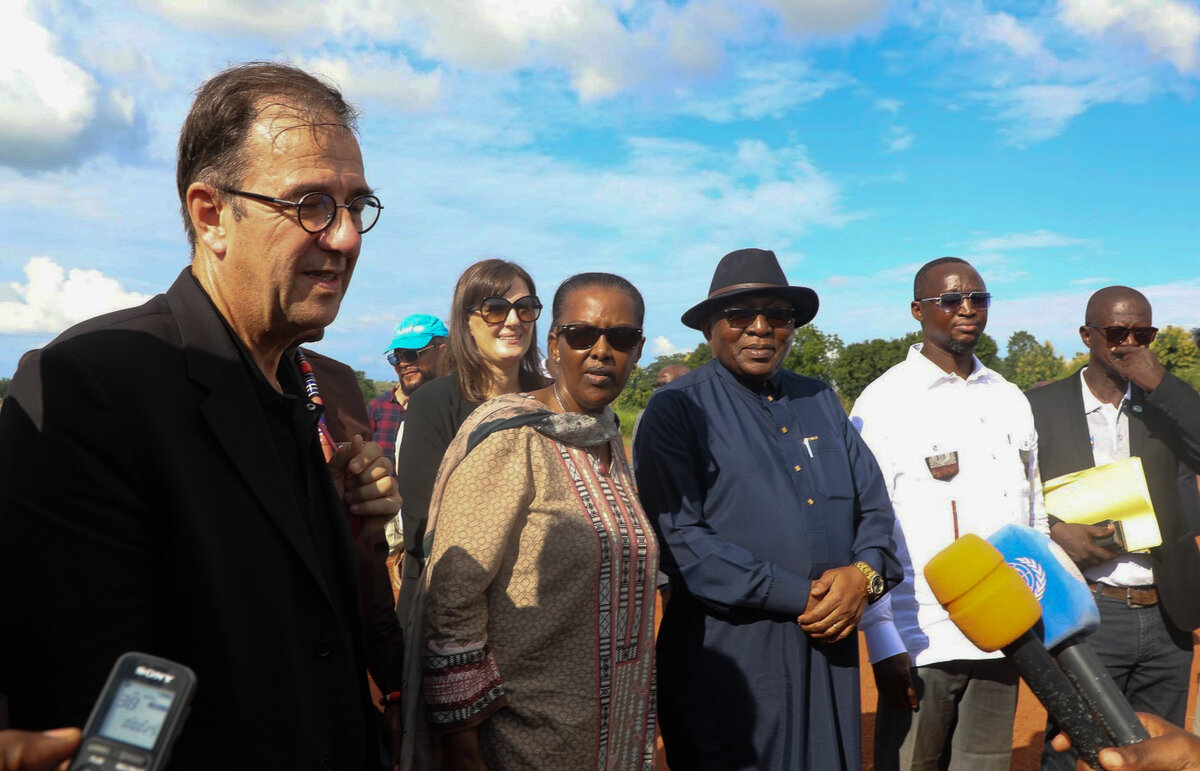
top-left (634, 248), bottom-right (900, 770)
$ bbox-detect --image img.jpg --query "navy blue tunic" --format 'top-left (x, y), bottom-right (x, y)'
top-left (634, 360), bottom-right (899, 770)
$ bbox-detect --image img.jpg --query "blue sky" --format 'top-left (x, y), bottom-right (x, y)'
top-left (2, 0), bottom-right (1198, 382)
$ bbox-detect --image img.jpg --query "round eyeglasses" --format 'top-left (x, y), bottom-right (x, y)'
top-left (222, 189), bottom-right (383, 234)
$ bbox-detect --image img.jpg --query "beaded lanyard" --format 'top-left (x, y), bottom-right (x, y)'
top-left (295, 350), bottom-right (368, 537)
top-left (294, 350), bottom-right (337, 463)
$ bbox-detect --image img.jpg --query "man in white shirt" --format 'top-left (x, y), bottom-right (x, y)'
top-left (851, 257), bottom-right (1046, 771)
top-left (1028, 286), bottom-right (1200, 771)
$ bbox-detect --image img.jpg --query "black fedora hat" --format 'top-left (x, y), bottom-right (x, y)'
top-left (681, 248), bottom-right (819, 330)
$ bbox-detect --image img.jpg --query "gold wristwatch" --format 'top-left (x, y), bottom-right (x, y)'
top-left (853, 561), bottom-right (885, 603)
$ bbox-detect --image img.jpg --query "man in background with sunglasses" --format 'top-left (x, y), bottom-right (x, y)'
top-left (1029, 286), bottom-right (1200, 771)
top-left (635, 248), bottom-right (900, 770)
top-left (852, 256), bottom-right (1046, 771)
top-left (371, 313), bottom-right (448, 587)
top-left (372, 314), bottom-right (449, 473)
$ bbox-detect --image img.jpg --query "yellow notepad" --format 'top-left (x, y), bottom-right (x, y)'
top-left (1043, 457), bottom-right (1162, 552)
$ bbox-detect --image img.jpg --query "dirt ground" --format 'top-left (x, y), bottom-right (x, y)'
top-left (654, 628), bottom-right (1200, 770)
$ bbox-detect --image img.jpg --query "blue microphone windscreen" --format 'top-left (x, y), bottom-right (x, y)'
top-left (988, 524), bottom-right (1099, 649)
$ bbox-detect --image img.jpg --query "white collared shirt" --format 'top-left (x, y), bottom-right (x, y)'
top-left (1078, 369), bottom-right (1154, 587)
top-left (851, 344), bottom-right (1047, 666)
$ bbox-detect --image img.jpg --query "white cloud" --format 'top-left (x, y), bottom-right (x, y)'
top-left (144, 0), bottom-right (715, 104)
top-left (989, 78), bottom-right (1158, 147)
top-left (969, 230), bottom-right (1088, 251)
top-left (0, 4), bottom-right (97, 168)
top-left (426, 133), bottom-right (858, 240)
top-left (979, 11), bottom-right (1046, 58)
top-left (1060, 0), bottom-right (1200, 74)
top-left (874, 97), bottom-right (902, 115)
top-left (685, 61), bottom-right (852, 122)
top-left (898, 2), bottom-right (1189, 145)
top-left (992, 84), bottom-right (1092, 145)
top-left (299, 52), bottom-right (445, 110)
top-left (137, 0), bottom-right (884, 107)
top-left (873, 96), bottom-right (913, 152)
top-left (0, 258), bottom-right (150, 335)
top-left (143, 0), bottom-right (403, 38)
top-left (765, 0), bottom-right (890, 35)
top-left (883, 124), bottom-right (914, 152)
top-left (653, 336), bottom-right (679, 356)
top-left (409, 0), bottom-right (594, 70)
top-left (0, 4), bottom-right (153, 171)
top-left (0, 157), bottom-right (178, 226)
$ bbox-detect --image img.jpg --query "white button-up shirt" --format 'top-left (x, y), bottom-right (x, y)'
top-left (1079, 368), bottom-right (1155, 588)
top-left (851, 344), bottom-right (1047, 666)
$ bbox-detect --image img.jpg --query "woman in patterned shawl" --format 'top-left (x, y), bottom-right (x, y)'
top-left (419, 272), bottom-right (658, 771)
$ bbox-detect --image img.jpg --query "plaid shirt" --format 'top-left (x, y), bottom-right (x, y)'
top-left (367, 389), bottom-right (407, 467)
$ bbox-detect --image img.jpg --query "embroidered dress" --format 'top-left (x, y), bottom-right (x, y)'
top-left (418, 394), bottom-right (658, 771)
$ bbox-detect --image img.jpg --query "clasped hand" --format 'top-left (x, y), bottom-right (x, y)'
top-left (797, 565), bottom-right (869, 643)
top-left (328, 434), bottom-right (402, 528)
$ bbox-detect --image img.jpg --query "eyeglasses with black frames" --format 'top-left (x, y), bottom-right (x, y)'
top-left (556, 325), bottom-right (643, 352)
top-left (222, 189), bottom-right (383, 234)
top-left (473, 295), bottom-right (543, 325)
top-left (386, 343), bottom-right (439, 367)
top-left (1085, 324), bottom-right (1158, 346)
top-left (721, 307), bottom-right (795, 329)
top-left (916, 291), bottom-right (992, 312)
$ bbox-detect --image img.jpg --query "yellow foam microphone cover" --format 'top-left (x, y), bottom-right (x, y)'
top-left (924, 534), bottom-right (1043, 652)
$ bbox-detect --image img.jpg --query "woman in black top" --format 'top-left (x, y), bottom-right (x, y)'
top-left (395, 259), bottom-right (549, 627)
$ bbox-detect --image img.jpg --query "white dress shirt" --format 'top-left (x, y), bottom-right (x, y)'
top-left (1078, 368), bottom-right (1155, 588)
top-left (851, 344), bottom-right (1047, 666)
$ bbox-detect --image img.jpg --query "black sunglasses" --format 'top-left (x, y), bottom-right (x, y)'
top-left (386, 343), bottom-right (438, 366)
top-left (916, 291), bottom-right (992, 311)
top-left (556, 324), bottom-right (643, 352)
top-left (474, 295), bottom-right (542, 325)
top-left (1086, 324), bottom-right (1158, 346)
top-left (722, 307), bottom-right (795, 329)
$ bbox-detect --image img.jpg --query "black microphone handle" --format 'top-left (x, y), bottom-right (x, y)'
top-left (1003, 631), bottom-right (1111, 769)
top-left (1054, 637), bottom-right (1150, 746)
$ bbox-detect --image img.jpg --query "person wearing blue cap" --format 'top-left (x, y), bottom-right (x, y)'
top-left (370, 313), bottom-right (449, 472)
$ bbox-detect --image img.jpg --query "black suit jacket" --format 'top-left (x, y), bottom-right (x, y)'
top-left (0, 269), bottom-right (376, 769)
top-left (1027, 369), bottom-right (1200, 631)
top-left (304, 349), bottom-right (404, 694)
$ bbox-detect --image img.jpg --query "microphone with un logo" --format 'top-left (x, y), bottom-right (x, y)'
top-left (987, 524), bottom-right (1148, 747)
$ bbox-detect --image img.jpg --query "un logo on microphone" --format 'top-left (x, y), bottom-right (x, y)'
top-left (1009, 557), bottom-right (1047, 601)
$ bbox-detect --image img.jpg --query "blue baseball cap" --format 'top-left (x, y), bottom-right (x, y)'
top-left (383, 313), bottom-right (449, 353)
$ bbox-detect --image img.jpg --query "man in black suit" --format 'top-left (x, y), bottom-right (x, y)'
top-left (0, 63), bottom-right (398, 770)
top-left (1028, 286), bottom-right (1200, 771)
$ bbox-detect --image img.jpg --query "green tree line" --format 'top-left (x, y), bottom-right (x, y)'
top-left (617, 324), bottom-right (1200, 413)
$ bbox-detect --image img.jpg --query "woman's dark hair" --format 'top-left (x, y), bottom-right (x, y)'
top-left (551, 272), bottom-right (645, 328)
top-left (445, 259), bottom-right (549, 403)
